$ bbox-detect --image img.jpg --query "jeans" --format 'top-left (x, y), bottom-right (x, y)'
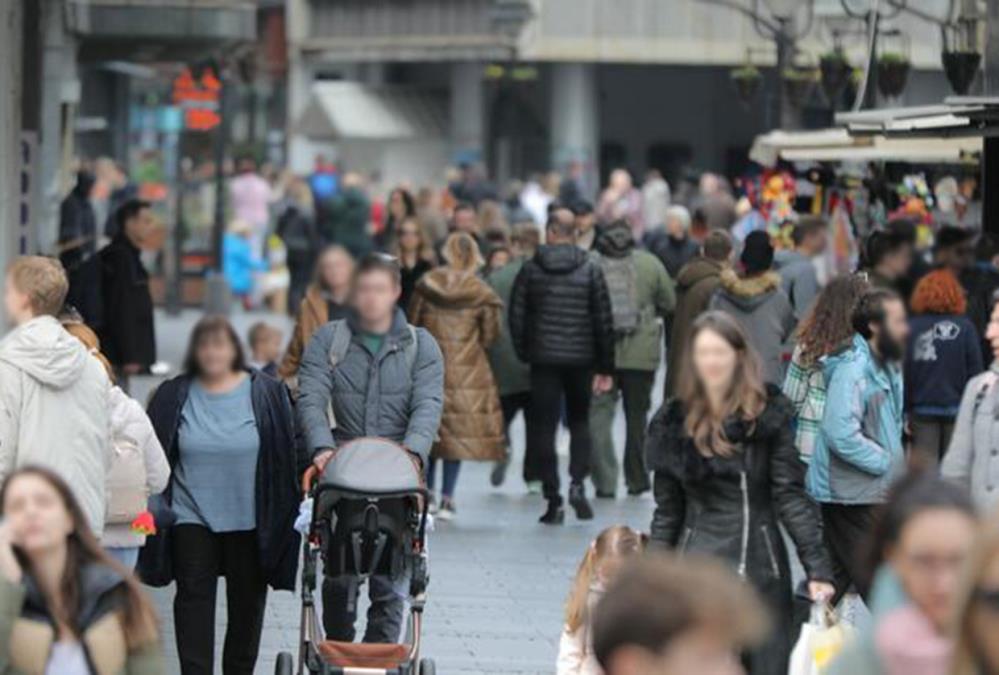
top-left (105, 546), bottom-right (139, 569)
top-left (527, 365), bottom-right (593, 501)
top-left (172, 525), bottom-right (267, 675)
top-left (499, 391), bottom-right (539, 482)
top-left (322, 573), bottom-right (410, 643)
top-left (910, 415), bottom-right (956, 467)
top-left (589, 370), bottom-right (655, 495)
top-left (426, 459), bottom-right (461, 498)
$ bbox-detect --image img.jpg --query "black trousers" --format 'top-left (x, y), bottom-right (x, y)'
top-left (821, 503), bottom-right (878, 606)
top-left (500, 391), bottom-right (539, 482)
top-left (527, 365), bottom-right (593, 500)
top-left (172, 525), bottom-right (268, 675)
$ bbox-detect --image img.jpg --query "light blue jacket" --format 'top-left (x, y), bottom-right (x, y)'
top-left (806, 334), bottom-right (905, 504)
top-left (223, 233), bottom-right (267, 295)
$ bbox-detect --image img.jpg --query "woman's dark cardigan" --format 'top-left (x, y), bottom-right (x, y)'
top-left (138, 371), bottom-right (308, 591)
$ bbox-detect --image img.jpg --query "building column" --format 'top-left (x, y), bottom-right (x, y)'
top-left (550, 62), bottom-right (599, 200)
top-left (285, 0), bottom-right (314, 173)
top-left (450, 62), bottom-right (484, 164)
top-left (0, 0), bottom-right (23, 333)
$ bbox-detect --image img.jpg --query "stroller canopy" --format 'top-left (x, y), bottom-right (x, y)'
top-left (320, 438), bottom-right (424, 494)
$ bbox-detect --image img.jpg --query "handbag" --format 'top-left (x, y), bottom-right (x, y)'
top-left (136, 492), bottom-right (176, 587)
top-left (106, 437), bottom-right (149, 524)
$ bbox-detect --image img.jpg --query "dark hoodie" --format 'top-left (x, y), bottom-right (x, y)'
top-left (509, 244), bottom-right (615, 372)
top-left (59, 171), bottom-right (97, 270)
top-left (665, 257), bottom-right (726, 395)
top-left (710, 269), bottom-right (796, 384)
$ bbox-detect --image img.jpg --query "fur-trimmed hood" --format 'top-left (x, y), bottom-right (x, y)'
top-left (414, 268), bottom-right (501, 308)
top-left (717, 269), bottom-right (782, 307)
top-left (645, 384), bottom-right (793, 480)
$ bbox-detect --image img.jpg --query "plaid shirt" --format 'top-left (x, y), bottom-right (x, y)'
top-left (782, 345), bottom-right (826, 463)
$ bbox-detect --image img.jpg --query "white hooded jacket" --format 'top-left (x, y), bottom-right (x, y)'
top-left (0, 316), bottom-right (112, 536)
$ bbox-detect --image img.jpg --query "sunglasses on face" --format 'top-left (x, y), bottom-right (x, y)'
top-left (975, 587), bottom-right (999, 612)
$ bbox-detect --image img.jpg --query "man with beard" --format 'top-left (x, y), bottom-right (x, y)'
top-left (807, 288), bottom-right (908, 604)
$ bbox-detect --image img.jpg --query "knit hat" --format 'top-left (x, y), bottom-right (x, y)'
top-left (740, 230), bottom-right (774, 275)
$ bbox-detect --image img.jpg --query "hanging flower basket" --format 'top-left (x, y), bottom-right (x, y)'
top-left (877, 53), bottom-right (910, 98)
top-left (731, 66), bottom-right (762, 105)
top-left (942, 50), bottom-right (981, 95)
top-left (820, 51), bottom-right (852, 105)
top-left (782, 67), bottom-right (819, 108)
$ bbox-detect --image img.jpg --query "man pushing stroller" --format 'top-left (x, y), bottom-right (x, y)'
top-left (297, 252), bottom-right (445, 643)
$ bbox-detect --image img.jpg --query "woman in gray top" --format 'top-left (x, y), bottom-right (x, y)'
top-left (144, 317), bottom-right (302, 675)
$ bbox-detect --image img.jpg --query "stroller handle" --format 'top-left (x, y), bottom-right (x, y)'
top-left (302, 465), bottom-right (319, 495)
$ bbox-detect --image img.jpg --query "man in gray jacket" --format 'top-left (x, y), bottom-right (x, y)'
top-left (297, 252), bottom-right (445, 643)
top-left (775, 216), bottom-right (827, 319)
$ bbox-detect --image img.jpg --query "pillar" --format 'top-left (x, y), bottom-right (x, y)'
top-left (0, 0), bottom-right (23, 333)
top-left (550, 62), bottom-right (599, 200)
top-left (983, 0), bottom-right (999, 234)
top-left (450, 62), bottom-right (485, 164)
top-left (285, 0), bottom-right (314, 174)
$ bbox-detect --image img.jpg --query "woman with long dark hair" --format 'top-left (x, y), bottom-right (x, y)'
top-left (378, 186), bottom-right (416, 251)
top-left (646, 311), bottom-right (834, 675)
top-left (783, 274), bottom-right (870, 463)
top-left (0, 466), bottom-right (163, 673)
top-left (142, 316), bottom-right (303, 674)
top-left (390, 216), bottom-right (436, 315)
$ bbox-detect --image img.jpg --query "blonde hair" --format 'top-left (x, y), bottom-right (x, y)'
top-left (565, 526), bottom-right (646, 633)
top-left (6, 256), bottom-right (69, 317)
top-left (441, 232), bottom-right (484, 272)
top-left (950, 511), bottom-right (999, 675)
top-left (61, 321), bottom-right (114, 380)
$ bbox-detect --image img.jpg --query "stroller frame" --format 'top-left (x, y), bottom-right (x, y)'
top-left (277, 463), bottom-right (435, 675)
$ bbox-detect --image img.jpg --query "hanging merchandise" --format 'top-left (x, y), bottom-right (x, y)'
top-left (827, 198), bottom-right (859, 279)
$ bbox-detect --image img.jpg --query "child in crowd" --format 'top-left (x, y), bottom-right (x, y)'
top-left (557, 526), bottom-right (646, 675)
top-left (247, 322), bottom-right (283, 377)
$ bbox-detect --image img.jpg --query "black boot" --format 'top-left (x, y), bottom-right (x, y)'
top-left (568, 482), bottom-right (594, 520)
top-left (539, 496), bottom-right (565, 525)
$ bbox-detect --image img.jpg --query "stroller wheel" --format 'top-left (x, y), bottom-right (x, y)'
top-left (419, 657), bottom-right (436, 675)
top-left (275, 651), bottom-right (294, 675)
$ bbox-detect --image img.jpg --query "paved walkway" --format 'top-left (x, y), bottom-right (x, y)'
top-left (139, 309), bottom-right (657, 674)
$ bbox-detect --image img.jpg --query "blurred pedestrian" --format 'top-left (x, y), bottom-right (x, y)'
top-left (327, 172), bottom-right (372, 259)
top-left (646, 311), bottom-right (834, 675)
top-left (279, 245), bottom-right (355, 382)
top-left (101, 159), bottom-right (138, 239)
top-left (223, 218), bottom-right (269, 309)
top-left (247, 322), bottom-right (283, 377)
top-left (943, 293), bottom-right (999, 513)
top-left (509, 213), bottom-right (615, 524)
top-left (391, 217), bottom-right (436, 315)
top-left (229, 156), bottom-right (272, 258)
top-left (486, 244), bottom-right (538, 491)
top-left (379, 187), bottom-right (416, 251)
top-left (775, 216), bottom-right (828, 319)
top-left (589, 219), bottom-right (675, 498)
top-left (99, 199), bottom-right (157, 382)
top-left (593, 554), bottom-right (768, 675)
top-left (410, 233), bottom-right (504, 519)
top-left (574, 201), bottom-right (598, 252)
top-left (829, 473), bottom-right (976, 675)
top-left (641, 169), bottom-right (671, 236)
top-left (0, 257), bottom-right (111, 536)
top-left (905, 269), bottom-right (983, 466)
top-left (61, 319), bottom-right (169, 570)
top-left (937, 225), bottom-right (997, 365)
top-left (597, 169), bottom-right (643, 241)
top-left (950, 510), bottom-right (999, 675)
top-left (710, 231), bottom-right (795, 385)
top-left (0, 467), bottom-right (164, 673)
top-left (647, 205), bottom-right (697, 279)
top-left (296, 254), bottom-right (444, 642)
top-left (808, 288), bottom-right (908, 604)
top-left (559, 160), bottom-right (588, 209)
top-left (446, 202), bottom-right (486, 254)
top-left (693, 173), bottom-right (737, 231)
top-left (783, 274), bottom-right (870, 464)
top-left (557, 526), bottom-right (646, 675)
top-left (142, 316), bottom-right (302, 674)
top-left (58, 170), bottom-right (98, 272)
top-left (862, 230), bottom-right (913, 296)
top-left (486, 245), bottom-right (512, 272)
top-left (276, 177), bottom-right (321, 314)
top-left (665, 230), bottom-right (733, 396)
top-left (416, 186), bottom-right (449, 245)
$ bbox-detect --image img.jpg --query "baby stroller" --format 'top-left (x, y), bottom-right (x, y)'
top-left (276, 438), bottom-right (435, 675)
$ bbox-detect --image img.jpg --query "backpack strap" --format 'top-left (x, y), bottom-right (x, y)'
top-left (405, 325), bottom-right (419, 375)
top-left (327, 319), bottom-right (353, 370)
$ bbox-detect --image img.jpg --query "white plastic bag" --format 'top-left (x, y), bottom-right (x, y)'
top-left (788, 603), bottom-right (848, 675)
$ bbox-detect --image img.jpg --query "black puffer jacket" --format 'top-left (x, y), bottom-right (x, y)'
top-left (508, 244), bottom-right (614, 373)
top-left (646, 385), bottom-right (833, 675)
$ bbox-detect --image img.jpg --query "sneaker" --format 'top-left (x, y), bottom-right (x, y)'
top-left (490, 459), bottom-right (509, 487)
top-left (525, 480), bottom-right (543, 495)
top-left (437, 498), bottom-right (456, 522)
top-left (568, 483), bottom-right (594, 520)
top-left (539, 497), bottom-right (565, 525)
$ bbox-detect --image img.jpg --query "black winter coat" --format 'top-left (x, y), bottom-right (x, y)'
top-left (508, 244), bottom-right (615, 373)
top-left (98, 235), bottom-right (156, 369)
top-left (139, 371), bottom-right (307, 591)
top-left (646, 386), bottom-right (833, 675)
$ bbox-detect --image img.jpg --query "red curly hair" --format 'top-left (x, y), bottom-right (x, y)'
top-left (910, 268), bottom-right (967, 315)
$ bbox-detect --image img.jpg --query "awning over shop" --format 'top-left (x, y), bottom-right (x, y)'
top-left (750, 128), bottom-right (980, 166)
top-left (295, 82), bottom-right (448, 140)
top-left (835, 98), bottom-right (999, 137)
